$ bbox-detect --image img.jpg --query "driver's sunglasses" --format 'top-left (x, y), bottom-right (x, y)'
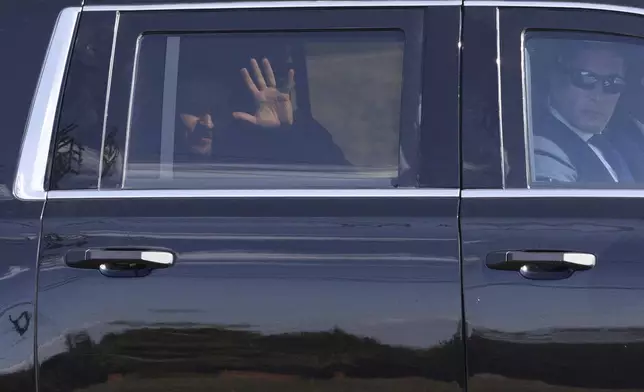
top-left (561, 67), bottom-right (627, 95)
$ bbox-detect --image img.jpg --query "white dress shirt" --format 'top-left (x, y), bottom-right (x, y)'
top-left (549, 106), bottom-right (619, 182)
top-left (633, 116), bottom-right (644, 138)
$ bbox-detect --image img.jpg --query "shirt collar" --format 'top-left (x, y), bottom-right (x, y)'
top-left (632, 115), bottom-right (644, 134)
top-left (548, 104), bottom-right (595, 142)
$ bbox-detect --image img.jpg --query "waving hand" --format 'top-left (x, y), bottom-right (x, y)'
top-left (232, 58), bottom-right (295, 127)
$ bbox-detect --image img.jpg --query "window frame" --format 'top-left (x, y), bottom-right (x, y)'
top-left (105, 7), bottom-right (427, 191)
top-left (124, 29), bottom-right (410, 190)
top-left (14, 1), bottom-right (463, 201)
top-left (491, 2), bottom-right (644, 189)
top-left (13, 6), bottom-right (80, 201)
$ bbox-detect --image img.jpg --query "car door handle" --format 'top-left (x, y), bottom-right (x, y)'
top-left (66, 248), bottom-right (176, 278)
top-left (486, 251), bottom-right (595, 280)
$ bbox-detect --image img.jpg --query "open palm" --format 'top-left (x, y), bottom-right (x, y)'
top-left (233, 58), bottom-right (295, 127)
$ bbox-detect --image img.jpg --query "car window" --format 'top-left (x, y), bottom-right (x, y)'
top-left (460, 7), bottom-right (504, 189)
top-left (49, 12), bottom-right (116, 191)
top-left (524, 31), bottom-right (644, 187)
top-left (47, 8), bottom-right (438, 192)
top-left (123, 31), bottom-right (406, 189)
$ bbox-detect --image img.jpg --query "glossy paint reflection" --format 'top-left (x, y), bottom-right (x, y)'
top-left (462, 197), bottom-right (644, 391)
top-left (38, 197), bottom-right (464, 392)
top-left (0, 201), bottom-right (43, 392)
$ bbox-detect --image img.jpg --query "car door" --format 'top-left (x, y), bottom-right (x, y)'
top-left (24, 2), bottom-right (465, 392)
top-left (462, 1), bottom-right (644, 391)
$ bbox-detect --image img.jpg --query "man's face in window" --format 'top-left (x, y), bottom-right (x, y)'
top-left (176, 74), bottom-right (235, 156)
top-left (550, 46), bottom-right (625, 134)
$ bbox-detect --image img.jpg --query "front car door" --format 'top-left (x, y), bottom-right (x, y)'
top-left (18, 2), bottom-right (466, 391)
top-left (462, 1), bottom-right (644, 390)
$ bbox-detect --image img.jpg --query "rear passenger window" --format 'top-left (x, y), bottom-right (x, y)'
top-left (48, 9), bottom-right (429, 191)
top-left (125, 32), bottom-right (405, 189)
top-left (524, 31), bottom-right (644, 187)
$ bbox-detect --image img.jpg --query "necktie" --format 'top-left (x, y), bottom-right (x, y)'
top-left (589, 133), bottom-right (634, 183)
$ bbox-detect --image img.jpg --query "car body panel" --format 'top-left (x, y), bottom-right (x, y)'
top-left (462, 196), bottom-right (644, 390)
top-left (37, 197), bottom-right (464, 392)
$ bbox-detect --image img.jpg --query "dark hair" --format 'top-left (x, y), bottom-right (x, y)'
top-left (553, 39), bottom-right (627, 72)
top-left (175, 36), bottom-right (295, 117)
top-left (176, 72), bottom-right (232, 116)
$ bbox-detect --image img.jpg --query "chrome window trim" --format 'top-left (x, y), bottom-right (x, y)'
top-left (462, 189), bottom-right (644, 198)
top-left (13, 7), bottom-right (81, 201)
top-left (120, 32), bottom-right (143, 187)
top-left (84, 0), bottom-right (461, 12)
top-left (495, 8), bottom-right (506, 188)
top-left (464, 1), bottom-right (644, 17)
top-left (50, 188), bottom-right (644, 200)
top-left (97, 11), bottom-right (121, 188)
top-left (520, 30), bottom-right (534, 186)
top-left (48, 188), bottom-right (460, 200)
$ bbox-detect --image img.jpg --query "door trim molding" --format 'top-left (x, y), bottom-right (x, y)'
top-left (464, 1), bottom-right (644, 18)
top-left (462, 189), bottom-right (644, 198)
top-left (84, 0), bottom-right (461, 12)
top-left (47, 188), bottom-right (460, 200)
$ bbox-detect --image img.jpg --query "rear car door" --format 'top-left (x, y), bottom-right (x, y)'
top-left (23, 2), bottom-right (465, 391)
top-left (462, 1), bottom-right (644, 391)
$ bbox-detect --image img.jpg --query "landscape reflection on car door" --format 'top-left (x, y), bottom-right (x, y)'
top-left (37, 199), bottom-right (464, 392)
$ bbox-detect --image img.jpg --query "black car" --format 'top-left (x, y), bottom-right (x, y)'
top-left (3, 0), bottom-right (644, 391)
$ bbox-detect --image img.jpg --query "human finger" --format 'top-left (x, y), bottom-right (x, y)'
top-left (262, 58), bottom-right (277, 88)
top-left (232, 111), bottom-right (258, 124)
top-left (241, 68), bottom-right (259, 95)
top-left (250, 58), bottom-right (267, 89)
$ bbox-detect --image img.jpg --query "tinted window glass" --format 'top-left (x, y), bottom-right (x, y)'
top-left (49, 12), bottom-right (116, 190)
top-left (460, 7), bottom-right (503, 189)
top-left (525, 31), bottom-right (644, 187)
top-left (124, 31), bottom-right (406, 189)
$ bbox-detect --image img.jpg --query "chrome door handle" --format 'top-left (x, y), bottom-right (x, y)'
top-left (486, 251), bottom-right (595, 280)
top-left (66, 248), bottom-right (176, 277)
